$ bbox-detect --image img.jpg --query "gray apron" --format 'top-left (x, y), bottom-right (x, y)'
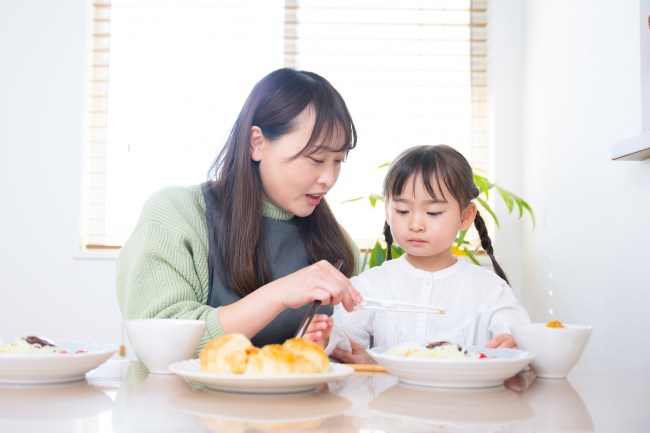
top-left (202, 184), bottom-right (330, 346)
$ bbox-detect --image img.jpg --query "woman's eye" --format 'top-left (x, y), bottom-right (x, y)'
top-left (308, 156), bottom-right (324, 164)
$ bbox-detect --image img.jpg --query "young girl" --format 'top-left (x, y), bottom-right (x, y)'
top-left (307, 145), bottom-right (529, 363)
top-left (116, 68), bottom-right (363, 351)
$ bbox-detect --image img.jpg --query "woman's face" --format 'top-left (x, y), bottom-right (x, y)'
top-left (249, 107), bottom-right (348, 217)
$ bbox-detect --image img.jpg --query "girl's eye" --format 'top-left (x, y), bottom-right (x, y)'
top-left (308, 156), bottom-right (324, 164)
top-left (427, 212), bottom-right (442, 216)
top-left (395, 209), bottom-right (408, 215)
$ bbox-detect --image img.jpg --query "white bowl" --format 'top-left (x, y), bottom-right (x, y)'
top-left (510, 323), bottom-right (592, 379)
top-left (125, 319), bottom-right (206, 374)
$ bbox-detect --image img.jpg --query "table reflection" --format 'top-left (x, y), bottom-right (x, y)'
top-left (112, 361), bottom-right (198, 432)
top-left (518, 377), bottom-right (594, 432)
top-left (171, 388), bottom-right (352, 432)
top-left (2, 359), bottom-right (635, 433)
top-left (0, 380), bottom-right (112, 433)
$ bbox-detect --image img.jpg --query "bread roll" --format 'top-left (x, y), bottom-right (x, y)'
top-left (244, 344), bottom-right (318, 375)
top-left (199, 334), bottom-right (330, 375)
top-left (199, 333), bottom-right (255, 374)
top-left (282, 338), bottom-right (330, 373)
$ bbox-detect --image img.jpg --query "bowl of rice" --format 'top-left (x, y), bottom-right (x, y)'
top-left (369, 341), bottom-right (534, 388)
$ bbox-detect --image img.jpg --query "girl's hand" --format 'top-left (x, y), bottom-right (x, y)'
top-left (272, 260), bottom-right (362, 312)
top-left (302, 314), bottom-right (332, 348)
top-left (486, 333), bottom-right (517, 348)
top-left (330, 339), bottom-right (375, 365)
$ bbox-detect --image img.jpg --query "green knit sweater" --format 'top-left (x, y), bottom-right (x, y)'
top-left (116, 185), bottom-right (361, 351)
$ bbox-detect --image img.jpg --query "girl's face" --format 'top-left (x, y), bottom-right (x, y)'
top-left (385, 174), bottom-right (476, 272)
top-left (249, 107), bottom-right (347, 217)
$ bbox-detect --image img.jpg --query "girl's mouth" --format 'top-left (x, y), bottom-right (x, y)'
top-left (408, 238), bottom-right (426, 244)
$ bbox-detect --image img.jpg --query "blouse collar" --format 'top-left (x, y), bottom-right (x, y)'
top-left (396, 254), bottom-right (465, 280)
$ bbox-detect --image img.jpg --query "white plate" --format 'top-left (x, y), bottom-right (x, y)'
top-left (169, 360), bottom-right (354, 394)
top-left (0, 341), bottom-right (117, 385)
top-left (368, 346), bottom-right (534, 388)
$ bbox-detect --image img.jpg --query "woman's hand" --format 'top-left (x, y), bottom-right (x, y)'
top-left (330, 339), bottom-right (375, 365)
top-left (302, 314), bottom-right (332, 348)
top-left (219, 260), bottom-right (361, 339)
top-left (486, 333), bottom-right (517, 348)
top-left (272, 260), bottom-right (362, 312)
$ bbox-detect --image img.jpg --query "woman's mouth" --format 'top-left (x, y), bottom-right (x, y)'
top-left (306, 194), bottom-right (323, 206)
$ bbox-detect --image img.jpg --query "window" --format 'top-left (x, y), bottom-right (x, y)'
top-left (82, 0), bottom-right (487, 249)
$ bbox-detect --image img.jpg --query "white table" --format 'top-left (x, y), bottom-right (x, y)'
top-left (0, 358), bottom-right (648, 433)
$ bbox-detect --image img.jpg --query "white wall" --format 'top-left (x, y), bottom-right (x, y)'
top-left (1, 0), bottom-right (649, 371)
top-left (515, 0), bottom-right (650, 369)
top-left (0, 1), bottom-right (122, 347)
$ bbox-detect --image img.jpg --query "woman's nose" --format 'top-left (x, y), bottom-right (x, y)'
top-left (317, 163), bottom-right (339, 188)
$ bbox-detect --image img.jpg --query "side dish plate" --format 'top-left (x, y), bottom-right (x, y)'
top-left (169, 360), bottom-right (353, 394)
top-left (368, 346), bottom-right (534, 388)
top-left (0, 341), bottom-right (117, 385)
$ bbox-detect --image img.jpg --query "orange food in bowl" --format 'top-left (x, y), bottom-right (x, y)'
top-left (546, 320), bottom-right (565, 328)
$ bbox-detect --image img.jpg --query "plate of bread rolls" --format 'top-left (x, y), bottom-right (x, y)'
top-left (169, 334), bottom-right (353, 394)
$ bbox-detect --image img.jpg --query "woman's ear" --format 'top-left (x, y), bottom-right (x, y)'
top-left (249, 126), bottom-right (264, 161)
top-left (460, 202), bottom-right (477, 230)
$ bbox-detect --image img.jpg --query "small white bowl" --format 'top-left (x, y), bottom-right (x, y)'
top-left (510, 322), bottom-right (592, 379)
top-left (125, 319), bottom-right (206, 375)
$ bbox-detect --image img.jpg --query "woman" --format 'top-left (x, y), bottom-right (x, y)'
top-left (116, 68), bottom-right (362, 350)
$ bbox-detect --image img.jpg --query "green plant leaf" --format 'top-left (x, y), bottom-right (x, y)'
top-left (341, 196), bottom-right (365, 204)
top-left (473, 173), bottom-right (493, 198)
top-left (496, 186), bottom-right (515, 214)
top-left (463, 248), bottom-right (480, 265)
top-left (476, 197), bottom-right (500, 228)
top-left (369, 241), bottom-right (386, 268)
top-left (368, 194), bottom-right (383, 208)
top-left (519, 198), bottom-right (536, 228)
top-left (378, 162), bottom-right (390, 169)
top-left (391, 245), bottom-right (405, 259)
top-left (456, 229), bottom-right (468, 246)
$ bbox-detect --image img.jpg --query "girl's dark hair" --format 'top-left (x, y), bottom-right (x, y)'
top-left (206, 68), bottom-right (357, 296)
top-left (382, 145), bottom-right (509, 284)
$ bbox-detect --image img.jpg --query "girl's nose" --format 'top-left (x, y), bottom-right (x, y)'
top-left (409, 217), bottom-right (425, 232)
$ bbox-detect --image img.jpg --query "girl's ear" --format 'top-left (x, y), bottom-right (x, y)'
top-left (249, 126), bottom-right (264, 161)
top-left (460, 202), bottom-right (477, 230)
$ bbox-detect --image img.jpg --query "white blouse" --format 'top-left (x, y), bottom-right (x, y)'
top-left (328, 255), bottom-right (530, 352)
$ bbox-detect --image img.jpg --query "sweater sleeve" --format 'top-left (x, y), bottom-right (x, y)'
top-left (115, 186), bottom-right (223, 351)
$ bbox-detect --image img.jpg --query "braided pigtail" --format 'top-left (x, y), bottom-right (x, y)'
top-left (383, 222), bottom-right (394, 260)
top-left (474, 210), bottom-right (509, 285)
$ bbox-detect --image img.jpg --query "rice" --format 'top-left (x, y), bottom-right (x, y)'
top-left (385, 341), bottom-right (480, 359)
top-left (0, 337), bottom-right (64, 354)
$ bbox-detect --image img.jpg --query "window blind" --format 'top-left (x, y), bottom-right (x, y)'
top-left (81, 0), bottom-right (488, 249)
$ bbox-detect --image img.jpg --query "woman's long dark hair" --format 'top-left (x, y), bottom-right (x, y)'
top-left (206, 68), bottom-right (357, 296)
top-left (382, 145), bottom-right (509, 284)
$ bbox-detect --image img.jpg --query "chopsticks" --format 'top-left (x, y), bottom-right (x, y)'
top-left (295, 259), bottom-right (344, 338)
top-left (354, 297), bottom-right (446, 314)
top-left (345, 363), bottom-right (387, 373)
